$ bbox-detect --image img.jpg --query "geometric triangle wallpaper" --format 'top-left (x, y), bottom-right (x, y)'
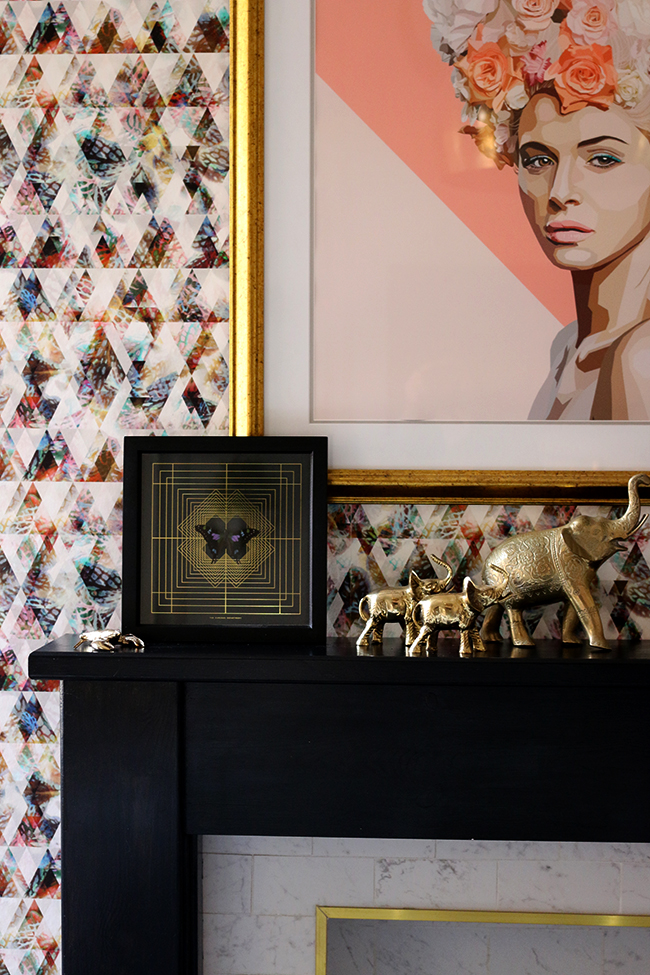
top-left (0, 1), bottom-right (230, 967)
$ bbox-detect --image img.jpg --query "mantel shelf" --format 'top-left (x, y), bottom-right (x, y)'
top-left (29, 635), bottom-right (650, 688)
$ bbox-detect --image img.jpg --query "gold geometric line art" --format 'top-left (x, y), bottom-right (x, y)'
top-left (177, 488), bottom-right (275, 589)
top-left (148, 460), bottom-right (305, 618)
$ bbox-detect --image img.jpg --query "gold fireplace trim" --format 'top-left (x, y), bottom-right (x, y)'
top-left (315, 906), bottom-right (650, 975)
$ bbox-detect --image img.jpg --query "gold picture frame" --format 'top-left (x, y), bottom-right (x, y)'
top-left (229, 5), bottom-right (647, 506)
top-left (230, 0), bottom-right (264, 438)
top-left (315, 906), bottom-right (650, 975)
top-left (326, 469), bottom-right (650, 505)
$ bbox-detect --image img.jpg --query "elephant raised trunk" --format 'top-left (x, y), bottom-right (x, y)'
top-left (610, 473), bottom-right (650, 540)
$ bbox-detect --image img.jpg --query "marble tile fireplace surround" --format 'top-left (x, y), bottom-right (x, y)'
top-left (202, 836), bottom-right (650, 975)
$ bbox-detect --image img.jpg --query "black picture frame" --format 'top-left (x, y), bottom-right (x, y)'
top-left (122, 436), bottom-right (328, 645)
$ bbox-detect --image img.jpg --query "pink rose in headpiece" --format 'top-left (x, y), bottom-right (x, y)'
top-left (566, 0), bottom-right (618, 45)
top-left (455, 37), bottom-right (523, 110)
top-left (512, 0), bottom-right (560, 33)
top-left (547, 40), bottom-right (617, 111)
top-left (423, 0), bottom-right (500, 63)
top-left (521, 41), bottom-right (552, 84)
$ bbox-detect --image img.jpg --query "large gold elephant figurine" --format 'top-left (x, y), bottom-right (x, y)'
top-left (481, 473), bottom-right (650, 650)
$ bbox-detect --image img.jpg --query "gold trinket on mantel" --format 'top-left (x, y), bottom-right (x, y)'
top-left (356, 555), bottom-right (453, 648)
top-left (409, 568), bottom-right (510, 657)
top-left (74, 629), bottom-right (145, 653)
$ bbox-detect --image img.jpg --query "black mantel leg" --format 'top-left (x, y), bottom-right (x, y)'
top-left (62, 680), bottom-right (198, 975)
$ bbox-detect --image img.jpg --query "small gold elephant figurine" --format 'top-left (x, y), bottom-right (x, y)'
top-left (409, 567), bottom-right (510, 656)
top-left (356, 555), bottom-right (453, 648)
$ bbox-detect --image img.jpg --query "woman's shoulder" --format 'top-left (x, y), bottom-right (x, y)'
top-left (615, 319), bottom-right (650, 365)
top-left (608, 320), bottom-right (650, 420)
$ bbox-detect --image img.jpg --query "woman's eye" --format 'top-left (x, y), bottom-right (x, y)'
top-left (588, 152), bottom-right (622, 168)
top-left (521, 153), bottom-right (554, 172)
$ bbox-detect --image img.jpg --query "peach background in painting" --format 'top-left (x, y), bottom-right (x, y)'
top-left (313, 79), bottom-right (562, 422)
top-left (315, 0), bottom-right (575, 325)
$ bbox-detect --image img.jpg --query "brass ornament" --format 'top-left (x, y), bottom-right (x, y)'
top-left (481, 473), bottom-right (650, 651)
top-left (74, 630), bottom-right (145, 653)
top-left (356, 556), bottom-right (453, 648)
top-left (408, 568), bottom-right (510, 657)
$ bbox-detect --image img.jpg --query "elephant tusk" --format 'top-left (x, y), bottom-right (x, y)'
top-left (485, 563), bottom-right (514, 599)
top-left (625, 513), bottom-right (648, 537)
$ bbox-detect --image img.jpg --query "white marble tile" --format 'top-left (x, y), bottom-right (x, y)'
top-left (603, 926), bottom-right (650, 974)
top-left (488, 923), bottom-right (603, 975)
top-left (374, 858), bottom-right (497, 910)
top-left (374, 919), bottom-right (489, 975)
top-left (436, 840), bottom-right (559, 861)
top-left (200, 837), bottom-right (650, 973)
top-left (558, 843), bottom-right (650, 862)
top-left (203, 913), bottom-right (315, 975)
top-left (203, 854), bottom-right (252, 915)
top-left (252, 855), bottom-right (375, 916)
top-left (202, 835), bottom-right (313, 856)
top-left (312, 837), bottom-right (436, 858)
top-left (497, 860), bottom-right (621, 913)
top-left (326, 919), bottom-right (376, 975)
top-left (621, 862), bottom-right (650, 913)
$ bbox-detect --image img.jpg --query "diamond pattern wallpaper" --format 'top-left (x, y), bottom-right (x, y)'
top-left (0, 0), bottom-right (230, 968)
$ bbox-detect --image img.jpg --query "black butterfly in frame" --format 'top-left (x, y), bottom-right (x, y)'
top-left (195, 516), bottom-right (260, 564)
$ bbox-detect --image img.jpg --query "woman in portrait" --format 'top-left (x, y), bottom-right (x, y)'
top-left (424, 0), bottom-right (650, 420)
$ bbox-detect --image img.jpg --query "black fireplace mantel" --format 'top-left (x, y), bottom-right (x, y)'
top-left (29, 636), bottom-right (650, 975)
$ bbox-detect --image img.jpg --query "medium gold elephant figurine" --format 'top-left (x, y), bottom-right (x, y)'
top-left (480, 473), bottom-right (650, 651)
top-left (356, 555), bottom-right (453, 647)
top-left (409, 567), bottom-right (510, 656)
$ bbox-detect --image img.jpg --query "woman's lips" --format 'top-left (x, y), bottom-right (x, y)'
top-left (545, 222), bottom-right (594, 244)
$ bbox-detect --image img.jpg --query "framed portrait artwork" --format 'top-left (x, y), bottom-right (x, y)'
top-left (258, 0), bottom-right (650, 489)
top-left (122, 436), bottom-right (328, 643)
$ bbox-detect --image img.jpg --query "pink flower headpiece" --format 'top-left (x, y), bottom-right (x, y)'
top-left (423, 0), bottom-right (650, 167)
